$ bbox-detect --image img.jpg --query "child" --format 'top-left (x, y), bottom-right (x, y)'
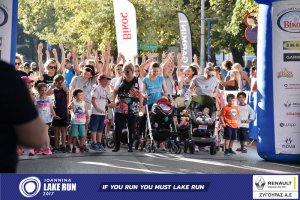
top-left (220, 94), bottom-right (239, 156)
top-left (237, 92), bottom-right (255, 153)
top-left (175, 109), bottom-right (189, 128)
top-left (196, 107), bottom-right (213, 125)
top-left (33, 83), bottom-right (60, 155)
top-left (47, 75), bottom-right (69, 153)
top-left (90, 74), bottom-right (111, 151)
top-left (193, 106), bottom-right (213, 152)
top-left (68, 89), bottom-right (90, 153)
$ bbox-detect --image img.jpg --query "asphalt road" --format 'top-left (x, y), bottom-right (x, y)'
top-left (17, 142), bottom-right (300, 174)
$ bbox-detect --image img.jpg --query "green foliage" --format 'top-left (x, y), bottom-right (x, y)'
top-left (18, 0), bottom-right (259, 58)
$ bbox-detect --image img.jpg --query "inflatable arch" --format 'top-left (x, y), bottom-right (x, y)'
top-left (255, 0), bottom-right (300, 163)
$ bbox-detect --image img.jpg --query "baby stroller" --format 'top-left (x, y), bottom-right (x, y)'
top-left (185, 95), bottom-right (217, 155)
top-left (144, 97), bottom-right (181, 154)
top-left (173, 96), bottom-right (190, 145)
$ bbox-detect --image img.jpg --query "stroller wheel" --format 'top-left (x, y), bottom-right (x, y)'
top-left (151, 143), bottom-right (156, 153)
top-left (189, 141), bottom-right (195, 154)
top-left (210, 144), bottom-right (217, 155)
top-left (106, 138), bottom-right (115, 149)
top-left (170, 144), bottom-right (178, 154)
top-left (134, 140), bottom-right (139, 150)
top-left (140, 141), bottom-right (145, 151)
top-left (176, 145), bottom-right (181, 154)
top-left (145, 144), bottom-right (151, 153)
top-left (183, 140), bottom-right (188, 153)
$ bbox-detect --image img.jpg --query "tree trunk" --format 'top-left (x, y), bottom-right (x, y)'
top-left (231, 47), bottom-right (245, 67)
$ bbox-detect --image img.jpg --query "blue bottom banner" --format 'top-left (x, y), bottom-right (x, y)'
top-left (0, 174), bottom-right (298, 200)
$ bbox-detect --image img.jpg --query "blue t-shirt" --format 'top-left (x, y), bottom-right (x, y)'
top-left (65, 66), bottom-right (75, 88)
top-left (143, 76), bottom-right (164, 105)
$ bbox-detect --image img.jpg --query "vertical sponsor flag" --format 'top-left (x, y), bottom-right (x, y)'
top-left (113, 0), bottom-right (137, 63)
top-left (0, 0), bottom-right (18, 64)
top-left (178, 12), bottom-right (193, 68)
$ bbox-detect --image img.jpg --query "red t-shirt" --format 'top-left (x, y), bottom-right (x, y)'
top-left (221, 105), bottom-right (239, 128)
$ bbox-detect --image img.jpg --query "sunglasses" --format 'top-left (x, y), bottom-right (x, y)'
top-left (85, 68), bottom-right (93, 72)
top-left (15, 62), bottom-right (21, 66)
top-left (207, 74), bottom-right (215, 77)
top-left (49, 66), bottom-right (57, 69)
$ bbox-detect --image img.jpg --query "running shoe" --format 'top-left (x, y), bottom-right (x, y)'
top-left (28, 149), bottom-right (36, 156)
top-left (42, 147), bottom-right (52, 155)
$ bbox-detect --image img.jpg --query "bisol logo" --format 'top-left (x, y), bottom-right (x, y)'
top-left (0, 5), bottom-right (8, 27)
top-left (19, 177), bottom-right (41, 198)
top-left (277, 11), bottom-right (300, 33)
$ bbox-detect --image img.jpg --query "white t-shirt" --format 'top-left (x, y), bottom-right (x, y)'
top-left (91, 86), bottom-right (107, 116)
top-left (110, 77), bottom-right (120, 91)
top-left (193, 75), bottom-right (219, 97)
top-left (71, 100), bottom-right (86, 124)
top-left (35, 96), bottom-right (52, 123)
top-left (238, 104), bottom-right (255, 128)
top-left (70, 76), bottom-right (97, 109)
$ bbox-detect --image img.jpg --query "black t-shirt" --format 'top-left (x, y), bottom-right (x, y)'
top-left (0, 61), bottom-right (38, 173)
top-left (17, 70), bottom-right (28, 77)
top-left (35, 74), bottom-right (55, 87)
top-left (53, 88), bottom-right (68, 116)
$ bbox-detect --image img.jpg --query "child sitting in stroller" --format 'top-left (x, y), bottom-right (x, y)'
top-left (193, 106), bottom-right (214, 152)
top-left (193, 106), bottom-right (213, 132)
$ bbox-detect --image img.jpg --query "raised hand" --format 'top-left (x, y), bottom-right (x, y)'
top-left (72, 47), bottom-right (77, 57)
top-left (87, 41), bottom-right (93, 49)
top-left (38, 42), bottom-right (43, 53)
top-left (162, 51), bottom-right (167, 60)
top-left (52, 48), bottom-right (57, 56)
top-left (193, 54), bottom-right (198, 64)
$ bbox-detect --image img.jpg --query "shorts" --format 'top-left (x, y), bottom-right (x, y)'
top-left (237, 127), bottom-right (249, 142)
top-left (89, 114), bottom-right (105, 132)
top-left (71, 124), bottom-right (85, 137)
top-left (52, 115), bottom-right (69, 127)
top-left (223, 126), bottom-right (237, 140)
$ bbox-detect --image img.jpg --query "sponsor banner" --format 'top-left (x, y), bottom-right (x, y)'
top-left (0, 174), bottom-right (282, 200)
top-left (284, 53), bottom-right (300, 62)
top-left (283, 41), bottom-right (300, 50)
top-left (178, 12), bottom-right (193, 68)
top-left (253, 175), bottom-right (298, 199)
top-left (272, 0), bottom-right (300, 154)
top-left (113, 0), bottom-right (137, 63)
top-left (0, 0), bottom-right (18, 64)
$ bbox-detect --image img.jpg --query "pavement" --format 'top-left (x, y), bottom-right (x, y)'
top-left (17, 141), bottom-right (300, 174)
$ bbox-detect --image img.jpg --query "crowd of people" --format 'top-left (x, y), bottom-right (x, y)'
top-left (15, 41), bottom-right (257, 156)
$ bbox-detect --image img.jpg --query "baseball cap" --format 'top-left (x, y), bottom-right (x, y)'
top-left (21, 76), bottom-right (34, 84)
top-left (98, 74), bottom-right (111, 80)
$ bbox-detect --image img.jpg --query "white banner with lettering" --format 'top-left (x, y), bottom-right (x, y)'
top-left (113, 0), bottom-right (137, 63)
top-left (272, 0), bottom-right (300, 154)
top-left (178, 12), bottom-right (193, 68)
